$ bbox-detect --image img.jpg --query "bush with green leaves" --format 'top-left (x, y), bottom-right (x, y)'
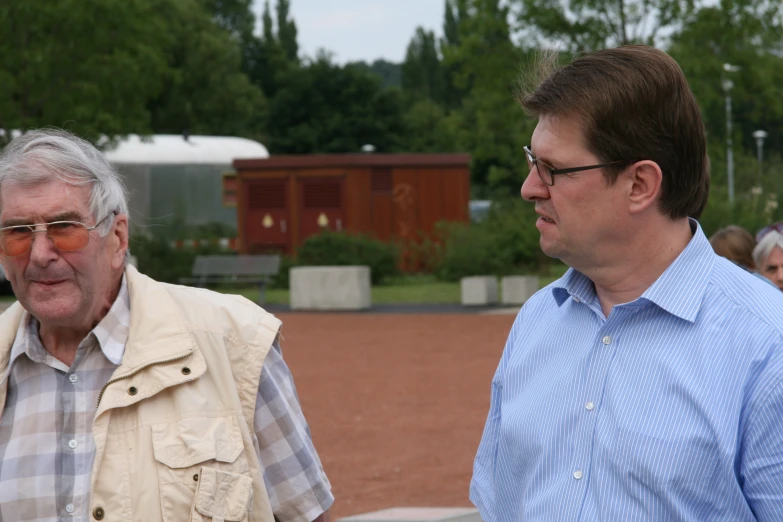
top-left (129, 235), bottom-right (234, 284)
top-left (294, 231), bottom-right (399, 285)
top-left (435, 196), bottom-right (546, 281)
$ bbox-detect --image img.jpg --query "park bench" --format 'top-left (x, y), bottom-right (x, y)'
top-left (179, 254), bottom-right (281, 305)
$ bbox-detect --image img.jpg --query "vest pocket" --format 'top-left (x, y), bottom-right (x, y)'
top-left (191, 466), bottom-right (253, 521)
top-left (151, 416), bottom-right (251, 522)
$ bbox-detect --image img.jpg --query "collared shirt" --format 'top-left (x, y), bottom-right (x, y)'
top-left (470, 221), bottom-right (783, 522)
top-left (0, 275), bottom-right (333, 522)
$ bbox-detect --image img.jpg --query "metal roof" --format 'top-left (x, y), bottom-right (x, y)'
top-left (104, 134), bottom-right (269, 165)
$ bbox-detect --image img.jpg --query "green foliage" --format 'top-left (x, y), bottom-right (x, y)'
top-left (129, 235), bottom-right (233, 284)
top-left (435, 197), bottom-right (545, 281)
top-left (402, 28), bottom-right (445, 103)
top-left (295, 231), bottom-right (400, 285)
top-left (146, 0), bottom-right (267, 138)
top-left (514, 0), bottom-right (698, 51)
top-left (0, 0), bottom-right (171, 146)
top-left (266, 54), bottom-right (406, 153)
top-left (348, 60), bottom-right (403, 89)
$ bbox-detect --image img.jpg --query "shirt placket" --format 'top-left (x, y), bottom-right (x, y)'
top-left (569, 302), bottom-right (626, 520)
top-left (58, 339), bottom-right (95, 521)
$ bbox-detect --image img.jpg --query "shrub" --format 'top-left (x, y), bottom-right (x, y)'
top-left (129, 235), bottom-right (233, 284)
top-left (435, 196), bottom-right (546, 281)
top-left (295, 231), bottom-right (399, 285)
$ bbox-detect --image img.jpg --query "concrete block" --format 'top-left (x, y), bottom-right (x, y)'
top-left (290, 266), bottom-right (371, 311)
top-left (337, 507), bottom-right (482, 522)
top-left (501, 275), bottom-right (539, 305)
top-left (461, 276), bottom-right (498, 306)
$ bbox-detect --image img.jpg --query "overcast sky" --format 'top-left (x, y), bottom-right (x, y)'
top-left (252, 0), bottom-right (445, 64)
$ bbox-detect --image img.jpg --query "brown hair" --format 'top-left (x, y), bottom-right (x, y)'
top-left (710, 226), bottom-right (756, 270)
top-left (517, 46), bottom-right (709, 220)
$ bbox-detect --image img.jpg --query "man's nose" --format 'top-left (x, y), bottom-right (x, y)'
top-left (521, 167), bottom-right (548, 201)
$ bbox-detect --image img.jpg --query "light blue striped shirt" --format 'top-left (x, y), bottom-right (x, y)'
top-left (471, 221), bottom-right (783, 521)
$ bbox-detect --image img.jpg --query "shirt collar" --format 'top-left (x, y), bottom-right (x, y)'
top-left (552, 219), bottom-right (715, 323)
top-left (8, 273), bottom-right (131, 370)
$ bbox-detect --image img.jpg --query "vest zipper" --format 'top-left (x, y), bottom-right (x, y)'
top-left (96, 353), bottom-right (192, 407)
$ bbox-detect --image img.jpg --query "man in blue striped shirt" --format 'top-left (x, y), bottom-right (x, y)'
top-left (470, 46), bottom-right (783, 521)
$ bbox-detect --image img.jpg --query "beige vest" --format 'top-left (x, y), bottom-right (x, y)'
top-left (0, 266), bottom-right (281, 522)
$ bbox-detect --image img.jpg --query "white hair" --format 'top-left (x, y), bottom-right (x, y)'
top-left (0, 128), bottom-right (129, 238)
top-left (753, 230), bottom-right (783, 269)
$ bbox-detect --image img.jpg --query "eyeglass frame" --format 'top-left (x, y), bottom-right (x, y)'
top-left (523, 146), bottom-right (637, 186)
top-left (0, 210), bottom-right (119, 257)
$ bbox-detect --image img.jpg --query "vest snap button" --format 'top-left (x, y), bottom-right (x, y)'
top-left (128, 386), bottom-right (138, 396)
top-left (93, 506), bottom-right (105, 520)
top-left (182, 367), bottom-right (191, 375)
top-left (193, 473), bottom-right (199, 481)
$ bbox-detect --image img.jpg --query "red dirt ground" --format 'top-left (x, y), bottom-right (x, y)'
top-left (276, 313), bottom-right (516, 520)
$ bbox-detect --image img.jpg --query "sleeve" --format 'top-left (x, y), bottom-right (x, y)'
top-left (740, 377), bottom-right (783, 521)
top-left (253, 338), bottom-right (334, 522)
top-left (469, 314), bottom-right (518, 522)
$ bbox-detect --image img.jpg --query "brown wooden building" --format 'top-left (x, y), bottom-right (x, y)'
top-left (231, 154), bottom-right (471, 256)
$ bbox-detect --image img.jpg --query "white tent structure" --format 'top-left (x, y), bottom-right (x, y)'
top-left (104, 134), bottom-right (269, 236)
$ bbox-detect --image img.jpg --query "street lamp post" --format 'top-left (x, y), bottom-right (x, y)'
top-left (723, 63), bottom-right (740, 204)
top-left (753, 130), bottom-right (768, 184)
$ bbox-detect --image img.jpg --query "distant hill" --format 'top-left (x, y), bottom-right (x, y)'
top-left (349, 59), bottom-right (402, 89)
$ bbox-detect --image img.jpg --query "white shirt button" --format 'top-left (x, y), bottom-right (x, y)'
top-left (585, 402), bottom-right (595, 411)
top-left (602, 335), bottom-right (612, 345)
top-left (573, 470), bottom-right (583, 480)
top-left (66, 503), bottom-right (75, 513)
top-left (572, 296), bottom-right (581, 303)
top-left (68, 439), bottom-right (77, 449)
top-left (69, 374), bottom-right (78, 383)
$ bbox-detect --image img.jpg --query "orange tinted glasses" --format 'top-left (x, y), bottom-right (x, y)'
top-left (0, 211), bottom-right (117, 257)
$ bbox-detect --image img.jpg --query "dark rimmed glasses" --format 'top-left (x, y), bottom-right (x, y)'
top-left (0, 211), bottom-right (118, 257)
top-left (524, 146), bottom-right (635, 186)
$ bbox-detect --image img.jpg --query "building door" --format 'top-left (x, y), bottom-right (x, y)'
top-left (244, 179), bottom-right (290, 253)
top-left (299, 177), bottom-right (345, 241)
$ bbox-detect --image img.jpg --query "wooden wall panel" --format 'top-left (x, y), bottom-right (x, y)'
top-left (345, 168), bottom-right (372, 234)
top-left (391, 168), bottom-right (421, 242)
top-left (417, 168), bottom-right (445, 236)
top-left (440, 168), bottom-right (470, 222)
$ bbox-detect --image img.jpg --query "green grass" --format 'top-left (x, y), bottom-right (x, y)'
top-left (218, 268), bottom-right (569, 306)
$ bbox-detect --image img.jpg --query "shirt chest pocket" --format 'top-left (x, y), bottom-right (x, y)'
top-left (610, 427), bottom-right (720, 495)
top-left (151, 416), bottom-right (253, 522)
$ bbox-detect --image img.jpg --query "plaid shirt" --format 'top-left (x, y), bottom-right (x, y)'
top-left (0, 276), bottom-right (332, 522)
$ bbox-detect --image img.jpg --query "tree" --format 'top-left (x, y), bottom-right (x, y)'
top-left (441, 0), bottom-right (470, 109)
top-left (276, 0), bottom-right (299, 62)
top-left (443, 0), bottom-right (530, 194)
top-left (0, 0), bottom-right (171, 146)
top-left (243, 0), bottom-right (295, 99)
top-left (402, 28), bottom-right (445, 103)
top-left (348, 60), bottom-right (403, 88)
top-left (266, 53), bottom-right (406, 154)
top-left (199, 0), bottom-right (256, 41)
top-left (669, 0), bottom-right (783, 197)
top-left (513, 0), bottom-right (698, 52)
top-left (146, 0), bottom-right (267, 139)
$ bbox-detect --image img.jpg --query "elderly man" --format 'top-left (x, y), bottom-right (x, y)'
top-left (753, 225), bottom-right (783, 291)
top-left (470, 46), bottom-right (783, 521)
top-left (0, 130), bottom-right (333, 521)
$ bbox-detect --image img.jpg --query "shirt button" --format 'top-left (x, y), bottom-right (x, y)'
top-left (69, 374), bottom-right (78, 383)
top-left (574, 470), bottom-right (583, 480)
top-left (602, 335), bottom-right (612, 345)
top-left (66, 503), bottom-right (75, 513)
top-left (68, 439), bottom-right (78, 449)
top-left (572, 296), bottom-right (581, 303)
top-left (585, 402), bottom-right (595, 411)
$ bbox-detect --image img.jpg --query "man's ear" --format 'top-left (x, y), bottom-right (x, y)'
top-left (627, 160), bottom-right (663, 215)
top-left (110, 213), bottom-right (129, 270)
